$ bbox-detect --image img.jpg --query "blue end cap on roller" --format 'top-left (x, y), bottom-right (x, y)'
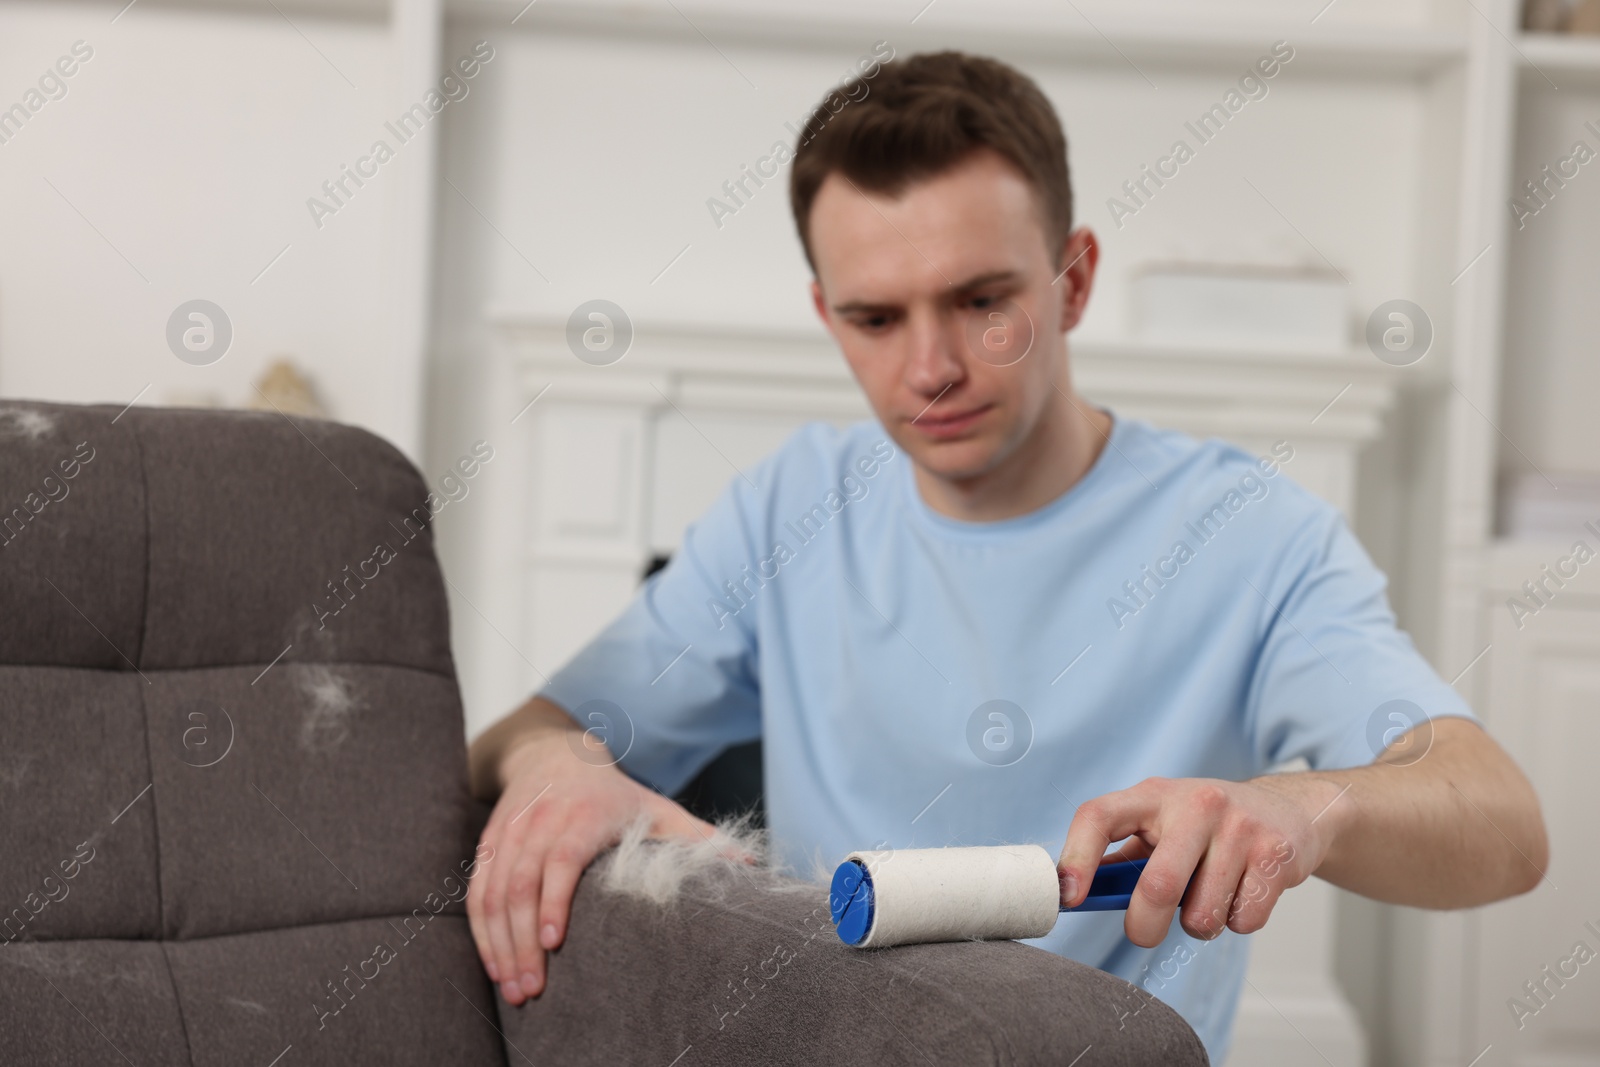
top-left (829, 860), bottom-right (874, 945)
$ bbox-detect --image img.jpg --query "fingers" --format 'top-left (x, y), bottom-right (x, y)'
top-left (466, 743), bottom-right (553, 1006)
top-left (1061, 777), bottom-right (1314, 948)
top-left (1227, 840), bottom-right (1298, 935)
top-left (537, 826), bottom-right (610, 955)
top-left (1177, 845), bottom-right (1248, 942)
top-left (465, 830), bottom-right (497, 980)
top-left (538, 794), bottom-right (712, 953)
top-left (467, 814), bottom-right (509, 985)
top-left (474, 783), bottom-right (644, 1004)
top-left (506, 843), bottom-right (545, 1001)
top-left (651, 800), bottom-right (751, 862)
top-left (518, 798), bottom-right (728, 971)
top-left (469, 779), bottom-right (753, 1007)
top-left (646, 803), bottom-right (751, 916)
top-left (1057, 782), bottom-right (1163, 907)
top-left (536, 855), bottom-right (582, 954)
top-left (649, 798), bottom-right (713, 840)
top-left (1124, 815), bottom-right (1211, 948)
top-left (477, 796), bottom-right (549, 1006)
top-left (468, 811), bottom-right (526, 1004)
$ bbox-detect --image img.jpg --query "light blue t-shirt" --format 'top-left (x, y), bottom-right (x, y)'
top-left (538, 411), bottom-right (1475, 1061)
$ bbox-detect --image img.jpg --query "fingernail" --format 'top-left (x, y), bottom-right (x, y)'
top-left (541, 924), bottom-right (558, 949)
top-left (520, 972), bottom-right (538, 996)
top-left (500, 980), bottom-right (521, 1002)
top-left (485, 960), bottom-right (500, 982)
top-left (1061, 872), bottom-right (1080, 905)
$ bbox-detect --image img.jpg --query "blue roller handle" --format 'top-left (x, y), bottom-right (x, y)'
top-left (1059, 857), bottom-right (1151, 912)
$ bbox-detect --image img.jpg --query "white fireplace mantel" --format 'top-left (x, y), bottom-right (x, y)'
top-left (497, 316), bottom-right (1397, 427)
top-left (488, 312), bottom-right (1402, 1066)
top-left (495, 314), bottom-right (1398, 543)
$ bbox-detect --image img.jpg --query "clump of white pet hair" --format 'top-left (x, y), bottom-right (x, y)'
top-left (597, 811), bottom-right (817, 907)
top-left (297, 665), bottom-right (362, 752)
top-left (0, 407), bottom-right (55, 440)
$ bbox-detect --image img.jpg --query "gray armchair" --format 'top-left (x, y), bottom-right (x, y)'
top-left (0, 400), bottom-right (1207, 1066)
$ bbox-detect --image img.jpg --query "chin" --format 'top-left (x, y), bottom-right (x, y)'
top-left (902, 435), bottom-right (1005, 483)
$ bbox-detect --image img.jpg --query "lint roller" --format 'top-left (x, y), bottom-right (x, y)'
top-left (828, 845), bottom-right (1155, 948)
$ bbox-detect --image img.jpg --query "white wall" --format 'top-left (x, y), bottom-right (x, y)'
top-left (0, 0), bottom-right (426, 458)
top-left (440, 14), bottom-right (1433, 342)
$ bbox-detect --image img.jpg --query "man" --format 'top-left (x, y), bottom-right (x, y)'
top-left (466, 51), bottom-right (1546, 1059)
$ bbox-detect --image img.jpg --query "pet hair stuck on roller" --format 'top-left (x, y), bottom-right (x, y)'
top-left (828, 845), bottom-right (1156, 948)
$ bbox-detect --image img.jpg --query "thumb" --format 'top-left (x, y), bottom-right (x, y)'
top-left (650, 800), bottom-right (757, 864)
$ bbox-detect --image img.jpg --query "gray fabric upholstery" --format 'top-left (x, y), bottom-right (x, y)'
top-left (0, 400), bottom-right (504, 1066)
top-left (1, 399), bottom-right (1208, 1065)
top-left (500, 849), bottom-right (1209, 1066)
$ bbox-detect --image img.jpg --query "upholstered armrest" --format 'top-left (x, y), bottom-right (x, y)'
top-left (495, 841), bottom-right (1208, 1066)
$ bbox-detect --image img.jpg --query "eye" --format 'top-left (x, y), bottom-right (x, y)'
top-left (854, 313), bottom-right (894, 332)
top-left (968, 293), bottom-right (1001, 311)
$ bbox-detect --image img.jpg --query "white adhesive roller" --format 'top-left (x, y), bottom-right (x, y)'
top-left (829, 845), bottom-right (1061, 948)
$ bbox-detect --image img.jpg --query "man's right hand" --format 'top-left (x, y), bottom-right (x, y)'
top-left (465, 697), bottom-right (725, 1006)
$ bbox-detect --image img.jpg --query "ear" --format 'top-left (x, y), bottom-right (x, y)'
top-left (1053, 228), bottom-right (1099, 333)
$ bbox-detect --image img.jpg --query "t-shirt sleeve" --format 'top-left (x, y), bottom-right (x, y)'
top-left (1243, 502), bottom-right (1479, 772)
top-left (533, 465), bottom-right (770, 798)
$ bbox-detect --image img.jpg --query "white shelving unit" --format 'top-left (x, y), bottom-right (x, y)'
top-left (1455, 15), bottom-right (1600, 1067)
top-left (1386, 7), bottom-right (1600, 1067)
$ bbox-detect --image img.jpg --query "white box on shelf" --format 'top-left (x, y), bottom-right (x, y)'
top-left (1132, 264), bottom-right (1349, 352)
top-left (1497, 468), bottom-right (1600, 541)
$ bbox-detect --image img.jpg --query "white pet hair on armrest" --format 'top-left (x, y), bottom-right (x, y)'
top-left (596, 811), bottom-right (817, 907)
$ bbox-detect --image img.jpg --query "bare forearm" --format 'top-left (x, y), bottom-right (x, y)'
top-left (1295, 718), bottom-right (1547, 907)
top-left (1057, 718), bottom-right (1547, 948)
top-left (467, 695), bottom-right (582, 801)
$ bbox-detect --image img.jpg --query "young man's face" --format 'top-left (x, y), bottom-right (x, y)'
top-left (808, 148), bottom-right (1096, 484)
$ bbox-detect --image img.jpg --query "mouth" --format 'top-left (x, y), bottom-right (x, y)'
top-left (909, 403), bottom-right (991, 440)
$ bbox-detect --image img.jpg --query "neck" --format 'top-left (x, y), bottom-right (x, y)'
top-left (912, 376), bottom-right (1111, 523)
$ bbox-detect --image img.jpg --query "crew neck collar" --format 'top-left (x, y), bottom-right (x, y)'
top-left (897, 407), bottom-right (1122, 539)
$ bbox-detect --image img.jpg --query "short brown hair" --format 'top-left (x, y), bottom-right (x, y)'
top-left (788, 50), bottom-right (1073, 276)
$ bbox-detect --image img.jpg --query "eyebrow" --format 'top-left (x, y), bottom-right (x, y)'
top-left (831, 269), bottom-right (1022, 315)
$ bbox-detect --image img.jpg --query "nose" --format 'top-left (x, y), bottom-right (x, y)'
top-left (903, 304), bottom-right (967, 400)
